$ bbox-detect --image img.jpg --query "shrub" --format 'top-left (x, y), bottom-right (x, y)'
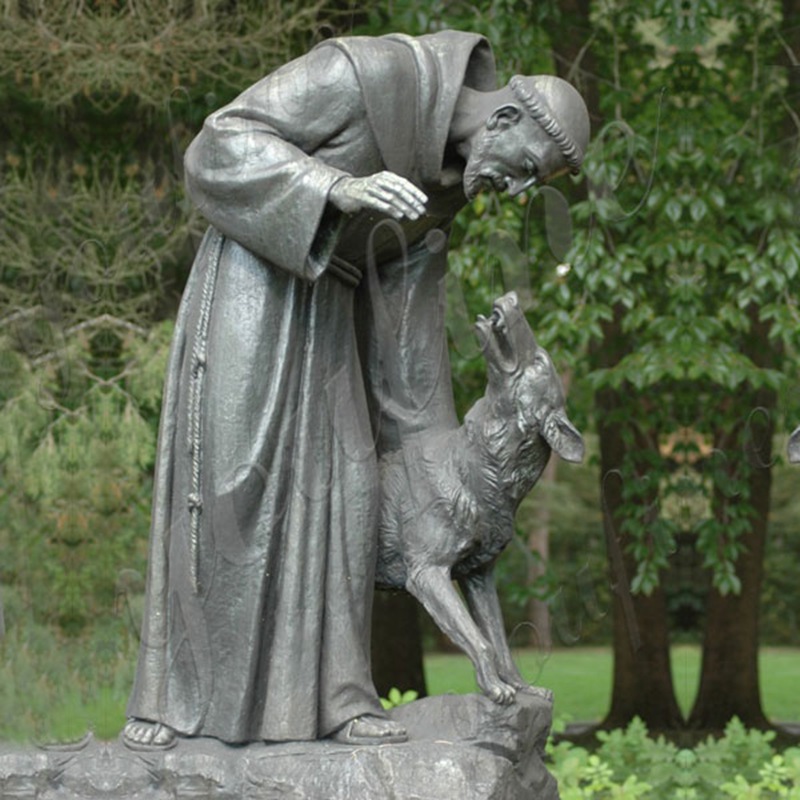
top-left (549, 718), bottom-right (800, 799)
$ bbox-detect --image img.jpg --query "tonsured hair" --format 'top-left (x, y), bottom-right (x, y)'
top-left (509, 75), bottom-right (584, 172)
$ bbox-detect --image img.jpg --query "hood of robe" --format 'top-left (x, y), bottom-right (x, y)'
top-left (315, 30), bottom-right (497, 188)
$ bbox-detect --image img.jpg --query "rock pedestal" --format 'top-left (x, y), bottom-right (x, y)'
top-left (0, 691), bottom-right (558, 799)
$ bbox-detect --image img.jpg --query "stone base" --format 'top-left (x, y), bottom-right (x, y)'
top-left (0, 691), bottom-right (558, 799)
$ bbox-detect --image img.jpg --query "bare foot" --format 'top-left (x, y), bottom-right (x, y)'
top-left (330, 714), bottom-right (407, 745)
top-left (121, 718), bottom-right (177, 750)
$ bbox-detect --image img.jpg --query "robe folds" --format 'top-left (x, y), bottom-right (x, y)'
top-left (127, 31), bottom-right (497, 743)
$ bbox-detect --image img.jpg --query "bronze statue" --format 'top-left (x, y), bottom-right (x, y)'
top-left (376, 291), bottom-right (584, 705)
top-left (124, 30), bottom-right (590, 749)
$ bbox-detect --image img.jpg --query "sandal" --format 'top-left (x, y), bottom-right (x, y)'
top-left (329, 714), bottom-right (408, 745)
top-left (121, 719), bottom-right (178, 751)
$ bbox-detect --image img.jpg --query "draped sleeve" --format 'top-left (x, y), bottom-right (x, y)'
top-left (184, 46), bottom-right (361, 281)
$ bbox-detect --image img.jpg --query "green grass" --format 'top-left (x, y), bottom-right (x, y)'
top-left (758, 647), bottom-right (800, 723)
top-left (424, 646), bottom-right (612, 722)
top-left (0, 625), bottom-right (136, 743)
top-left (2, 635), bottom-right (797, 742)
top-left (425, 645), bottom-right (800, 725)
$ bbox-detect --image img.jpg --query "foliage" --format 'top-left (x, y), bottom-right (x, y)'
top-left (570, 0), bottom-right (800, 596)
top-left (0, 151), bottom-right (193, 324)
top-left (358, 0), bottom-right (559, 81)
top-left (0, 0), bottom-right (331, 112)
top-left (0, 320), bottom-right (172, 633)
top-left (496, 457), bottom-right (611, 646)
top-left (549, 717), bottom-right (800, 799)
top-left (0, 0), bottom-right (353, 643)
top-left (380, 687), bottom-right (419, 709)
top-left (0, 141), bottom-right (189, 635)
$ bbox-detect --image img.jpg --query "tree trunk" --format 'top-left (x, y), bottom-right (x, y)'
top-left (688, 316), bottom-right (775, 733)
top-left (370, 590), bottom-right (427, 699)
top-left (687, 413), bottom-right (771, 729)
top-left (783, 0), bottom-right (800, 59)
top-left (688, 3), bottom-right (797, 737)
top-left (526, 454), bottom-right (556, 649)
top-left (596, 380), bottom-right (683, 732)
top-left (552, 0), bottom-right (600, 120)
top-left (603, 577), bottom-right (683, 732)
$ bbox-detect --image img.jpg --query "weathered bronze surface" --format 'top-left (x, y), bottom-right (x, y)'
top-left (377, 291), bottom-right (583, 704)
top-left (125, 30), bottom-right (590, 748)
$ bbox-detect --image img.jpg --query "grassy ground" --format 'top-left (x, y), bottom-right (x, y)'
top-left (424, 645), bottom-right (800, 725)
top-left (2, 639), bottom-right (797, 742)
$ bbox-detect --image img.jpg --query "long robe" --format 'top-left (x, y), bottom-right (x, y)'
top-left (127, 31), bottom-right (496, 743)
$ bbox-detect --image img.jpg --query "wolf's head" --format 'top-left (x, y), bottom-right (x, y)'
top-left (474, 291), bottom-right (584, 463)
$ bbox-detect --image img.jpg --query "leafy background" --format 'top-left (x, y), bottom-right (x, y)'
top-left (1, 0), bottom-right (799, 767)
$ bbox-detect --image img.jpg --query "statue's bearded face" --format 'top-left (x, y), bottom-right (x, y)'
top-left (463, 111), bottom-right (569, 201)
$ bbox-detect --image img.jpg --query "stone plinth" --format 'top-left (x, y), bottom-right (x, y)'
top-left (0, 691), bottom-right (558, 799)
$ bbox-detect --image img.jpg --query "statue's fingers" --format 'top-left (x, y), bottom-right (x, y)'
top-left (366, 186), bottom-right (422, 220)
top-left (363, 193), bottom-right (407, 220)
top-left (390, 188), bottom-right (427, 217)
top-left (386, 195), bottom-right (423, 219)
top-left (378, 175), bottom-right (428, 213)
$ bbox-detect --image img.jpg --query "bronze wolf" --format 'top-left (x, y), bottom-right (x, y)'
top-left (376, 291), bottom-right (584, 704)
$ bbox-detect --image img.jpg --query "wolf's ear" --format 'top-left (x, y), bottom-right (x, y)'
top-left (542, 410), bottom-right (585, 463)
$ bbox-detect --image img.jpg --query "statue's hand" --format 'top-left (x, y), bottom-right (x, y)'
top-left (329, 171), bottom-right (428, 220)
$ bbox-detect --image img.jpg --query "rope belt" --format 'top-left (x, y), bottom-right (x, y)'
top-left (186, 230), bottom-right (224, 594)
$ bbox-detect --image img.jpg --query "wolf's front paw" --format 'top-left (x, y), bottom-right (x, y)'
top-left (477, 666), bottom-right (517, 705)
top-left (489, 683), bottom-right (517, 705)
top-left (518, 684), bottom-right (554, 702)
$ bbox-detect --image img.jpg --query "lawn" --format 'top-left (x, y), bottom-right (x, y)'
top-left (424, 645), bottom-right (800, 725)
top-left (2, 641), bottom-right (797, 742)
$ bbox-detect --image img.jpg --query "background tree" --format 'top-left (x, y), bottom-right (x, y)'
top-left (565, 0), bottom-right (800, 733)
